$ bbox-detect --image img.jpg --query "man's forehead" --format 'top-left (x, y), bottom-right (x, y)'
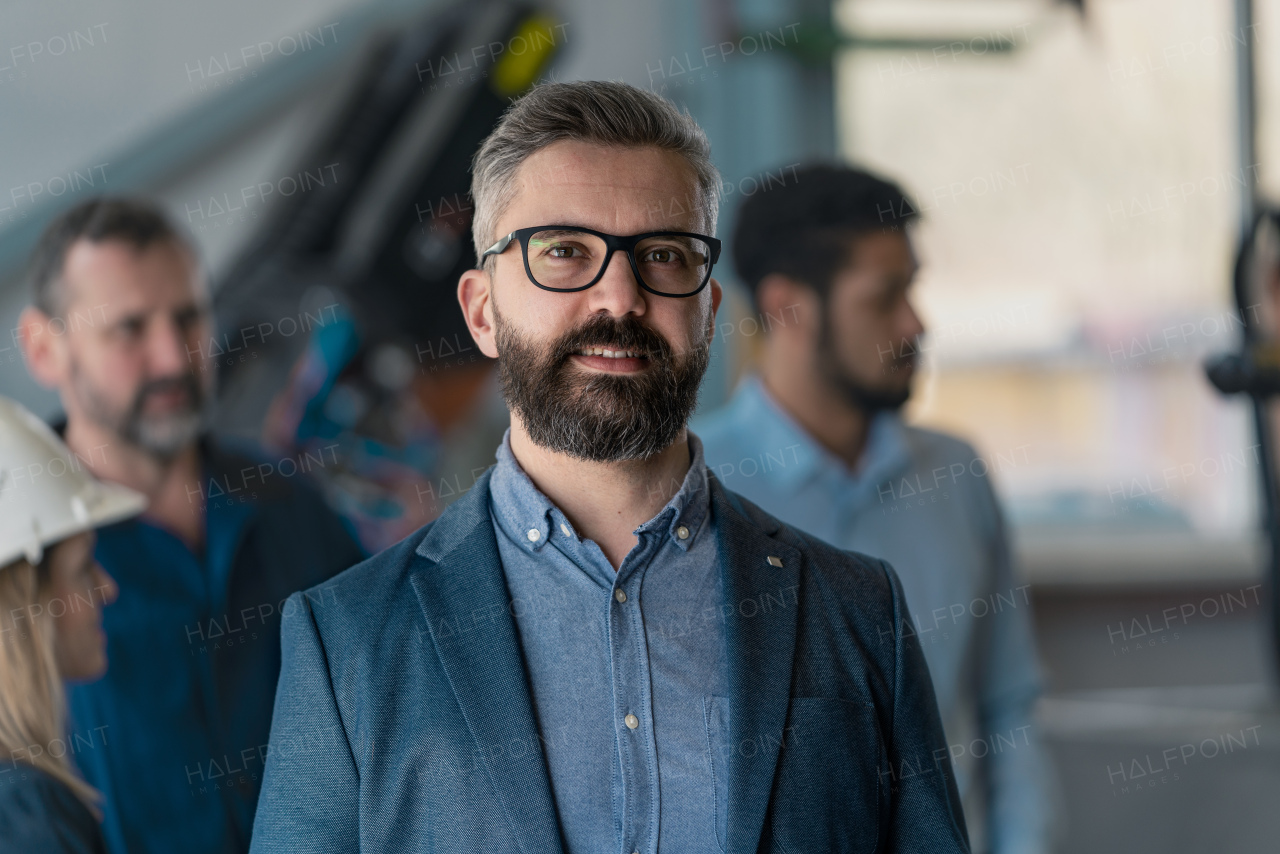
top-left (506, 141), bottom-right (710, 233)
top-left (843, 229), bottom-right (918, 272)
top-left (61, 238), bottom-right (204, 311)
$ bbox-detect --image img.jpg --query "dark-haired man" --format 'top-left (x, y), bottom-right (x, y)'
top-left (251, 83), bottom-right (970, 853)
top-left (18, 198), bottom-right (364, 854)
top-left (696, 164), bottom-right (1052, 854)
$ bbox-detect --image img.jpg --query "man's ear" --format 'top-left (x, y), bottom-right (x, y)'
top-left (705, 277), bottom-right (724, 342)
top-left (18, 306), bottom-right (69, 388)
top-left (756, 273), bottom-right (820, 338)
top-left (457, 267), bottom-right (499, 359)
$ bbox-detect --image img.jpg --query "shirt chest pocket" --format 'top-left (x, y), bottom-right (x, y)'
top-left (704, 696), bottom-right (886, 854)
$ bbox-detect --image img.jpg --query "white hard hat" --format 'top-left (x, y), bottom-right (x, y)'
top-left (0, 396), bottom-right (146, 568)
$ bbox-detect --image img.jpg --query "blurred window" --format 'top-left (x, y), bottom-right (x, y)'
top-left (835, 0), bottom-right (1272, 575)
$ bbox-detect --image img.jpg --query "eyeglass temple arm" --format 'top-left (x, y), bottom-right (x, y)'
top-left (481, 232), bottom-right (516, 258)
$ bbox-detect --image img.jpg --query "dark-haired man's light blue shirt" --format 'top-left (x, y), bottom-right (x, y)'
top-left (489, 432), bottom-right (725, 854)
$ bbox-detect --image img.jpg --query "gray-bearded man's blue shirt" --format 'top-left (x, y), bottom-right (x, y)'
top-left (489, 431), bottom-right (725, 854)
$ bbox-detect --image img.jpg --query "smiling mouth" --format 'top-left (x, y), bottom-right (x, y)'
top-left (573, 347), bottom-right (648, 359)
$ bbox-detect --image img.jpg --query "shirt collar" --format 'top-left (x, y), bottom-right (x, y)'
top-left (726, 375), bottom-right (913, 492)
top-left (489, 430), bottom-right (711, 554)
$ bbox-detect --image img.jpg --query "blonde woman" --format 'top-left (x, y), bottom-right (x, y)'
top-left (0, 396), bottom-right (144, 853)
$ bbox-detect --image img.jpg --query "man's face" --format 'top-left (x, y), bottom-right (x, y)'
top-left (819, 230), bottom-right (924, 412)
top-left (469, 140), bottom-right (722, 461)
top-left (53, 239), bottom-right (212, 458)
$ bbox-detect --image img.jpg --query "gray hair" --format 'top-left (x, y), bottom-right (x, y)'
top-left (469, 81), bottom-right (720, 265)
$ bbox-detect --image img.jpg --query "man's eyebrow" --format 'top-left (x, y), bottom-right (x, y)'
top-left (106, 302), bottom-right (206, 327)
top-left (531, 229), bottom-right (588, 238)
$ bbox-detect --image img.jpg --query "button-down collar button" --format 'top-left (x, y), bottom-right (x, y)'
top-left (560, 523), bottom-right (572, 537)
top-left (614, 589), bottom-right (627, 603)
top-left (624, 713), bottom-right (639, 729)
top-left (676, 525), bottom-right (690, 540)
top-left (527, 528), bottom-right (541, 542)
top-left (767, 555), bottom-right (783, 567)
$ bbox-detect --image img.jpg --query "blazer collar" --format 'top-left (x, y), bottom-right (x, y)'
top-left (411, 469), bottom-right (566, 854)
top-left (411, 469), bottom-right (802, 854)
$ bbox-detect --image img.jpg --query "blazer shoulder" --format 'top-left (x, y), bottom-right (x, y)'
top-left (715, 480), bottom-right (904, 684)
top-left (783, 519), bottom-right (900, 613)
top-left (294, 521), bottom-right (436, 626)
top-left (292, 473), bottom-right (496, 647)
top-left (717, 478), bottom-right (897, 602)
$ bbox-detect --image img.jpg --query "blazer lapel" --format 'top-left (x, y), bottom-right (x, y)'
top-left (712, 479), bottom-right (803, 854)
top-left (410, 472), bottom-right (565, 854)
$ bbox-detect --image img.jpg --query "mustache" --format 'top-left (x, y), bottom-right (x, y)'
top-left (130, 375), bottom-right (203, 413)
top-left (549, 315), bottom-right (674, 365)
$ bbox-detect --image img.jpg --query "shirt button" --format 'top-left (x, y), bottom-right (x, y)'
top-left (526, 528), bottom-right (540, 542)
top-left (614, 589), bottom-right (627, 603)
top-left (560, 523), bottom-right (572, 537)
top-left (676, 525), bottom-right (690, 540)
top-left (624, 713), bottom-right (639, 730)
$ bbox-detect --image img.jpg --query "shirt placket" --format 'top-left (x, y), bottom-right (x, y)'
top-left (608, 529), bottom-right (664, 854)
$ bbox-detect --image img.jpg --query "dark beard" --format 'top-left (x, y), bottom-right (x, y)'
top-left (494, 309), bottom-right (710, 462)
top-left (818, 313), bottom-right (914, 414)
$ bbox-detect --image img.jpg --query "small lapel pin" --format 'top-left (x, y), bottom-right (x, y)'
top-left (767, 555), bottom-right (783, 567)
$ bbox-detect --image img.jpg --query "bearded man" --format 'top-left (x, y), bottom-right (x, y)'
top-left (250, 82), bottom-right (971, 854)
top-left (18, 198), bottom-right (364, 854)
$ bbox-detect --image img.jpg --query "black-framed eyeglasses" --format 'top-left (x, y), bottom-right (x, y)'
top-left (481, 225), bottom-right (721, 298)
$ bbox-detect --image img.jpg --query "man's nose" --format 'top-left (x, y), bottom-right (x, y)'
top-left (148, 316), bottom-right (194, 375)
top-left (902, 298), bottom-right (926, 342)
top-left (585, 250), bottom-right (647, 317)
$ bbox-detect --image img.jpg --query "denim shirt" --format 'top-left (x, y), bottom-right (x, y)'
top-left (695, 377), bottom-right (1051, 854)
top-left (488, 432), bottom-right (724, 854)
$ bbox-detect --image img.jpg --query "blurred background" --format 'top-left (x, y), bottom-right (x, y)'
top-left (2, 0), bottom-right (1278, 849)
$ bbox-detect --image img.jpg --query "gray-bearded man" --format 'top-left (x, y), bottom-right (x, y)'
top-left (250, 82), bottom-right (971, 854)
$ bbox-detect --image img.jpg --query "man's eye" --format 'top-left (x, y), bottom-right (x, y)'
top-left (541, 242), bottom-right (593, 260)
top-left (643, 248), bottom-right (684, 264)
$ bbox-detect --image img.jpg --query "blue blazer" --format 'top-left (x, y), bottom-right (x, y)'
top-left (250, 470), bottom-right (971, 853)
